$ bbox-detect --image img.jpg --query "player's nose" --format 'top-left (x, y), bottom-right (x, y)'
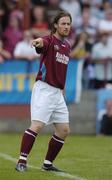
top-left (65, 24), bottom-right (70, 29)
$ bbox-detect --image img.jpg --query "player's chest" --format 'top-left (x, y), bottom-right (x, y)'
top-left (52, 44), bottom-right (70, 65)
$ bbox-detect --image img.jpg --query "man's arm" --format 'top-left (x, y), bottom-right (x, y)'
top-left (32, 38), bottom-right (44, 48)
top-left (32, 36), bottom-right (51, 54)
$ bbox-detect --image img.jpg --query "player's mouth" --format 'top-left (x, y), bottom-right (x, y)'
top-left (64, 30), bottom-right (69, 34)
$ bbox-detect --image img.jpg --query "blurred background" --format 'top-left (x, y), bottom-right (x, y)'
top-left (0, 0), bottom-right (112, 135)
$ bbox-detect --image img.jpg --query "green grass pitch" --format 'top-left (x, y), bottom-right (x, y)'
top-left (0, 134), bottom-right (112, 180)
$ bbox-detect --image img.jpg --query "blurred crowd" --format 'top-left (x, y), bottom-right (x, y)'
top-left (1, 0), bottom-right (112, 89)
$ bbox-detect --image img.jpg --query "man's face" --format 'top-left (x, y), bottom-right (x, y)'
top-left (55, 16), bottom-right (71, 37)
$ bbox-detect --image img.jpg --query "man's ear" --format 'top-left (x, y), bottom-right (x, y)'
top-left (54, 23), bottom-right (57, 29)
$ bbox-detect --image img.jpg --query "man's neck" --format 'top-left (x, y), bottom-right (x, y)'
top-left (53, 32), bottom-right (65, 42)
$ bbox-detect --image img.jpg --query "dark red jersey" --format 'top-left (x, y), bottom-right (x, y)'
top-left (35, 35), bottom-right (70, 89)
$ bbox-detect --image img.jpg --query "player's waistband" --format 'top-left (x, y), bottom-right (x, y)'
top-left (36, 80), bottom-right (62, 92)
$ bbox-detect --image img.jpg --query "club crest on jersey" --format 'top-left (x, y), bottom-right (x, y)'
top-left (54, 45), bottom-right (59, 51)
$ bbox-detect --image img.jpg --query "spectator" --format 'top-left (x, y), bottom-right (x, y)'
top-left (70, 31), bottom-right (91, 59)
top-left (80, 0), bottom-right (90, 5)
top-left (76, 6), bottom-right (98, 46)
top-left (0, 39), bottom-right (12, 63)
top-left (70, 32), bottom-right (93, 89)
top-left (109, 0), bottom-right (112, 4)
top-left (8, 0), bottom-right (23, 21)
top-left (0, 0), bottom-right (23, 34)
top-left (90, 0), bottom-right (104, 20)
top-left (100, 99), bottom-right (112, 135)
top-left (0, 0), bottom-right (10, 35)
top-left (45, 0), bottom-right (63, 26)
top-left (60, 0), bottom-right (81, 25)
top-left (98, 8), bottom-right (112, 34)
top-left (14, 30), bottom-right (39, 61)
top-left (31, 0), bottom-right (48, 6)
top-left (14, 30), bottom-right (40, 76)
top-left (103, 0), bottom-right (112, 12)
top-left (31, 5), bottom-right (50, 37)
top-left (91, 31), bottom-right (112, 89)
top-left (91, 0), bottom-right (103, 6)
top-left (3, 15), bottom-right (23, 56)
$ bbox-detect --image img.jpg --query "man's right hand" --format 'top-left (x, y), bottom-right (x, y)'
top-left (31, 38), bottom-right (44, 48)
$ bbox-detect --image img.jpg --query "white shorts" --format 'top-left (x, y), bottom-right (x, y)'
top-left (31, 80), bottom-right (69, 124)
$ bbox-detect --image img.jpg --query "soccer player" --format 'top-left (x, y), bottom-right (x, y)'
top-left (16, 11), bottom-right (72, 172)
